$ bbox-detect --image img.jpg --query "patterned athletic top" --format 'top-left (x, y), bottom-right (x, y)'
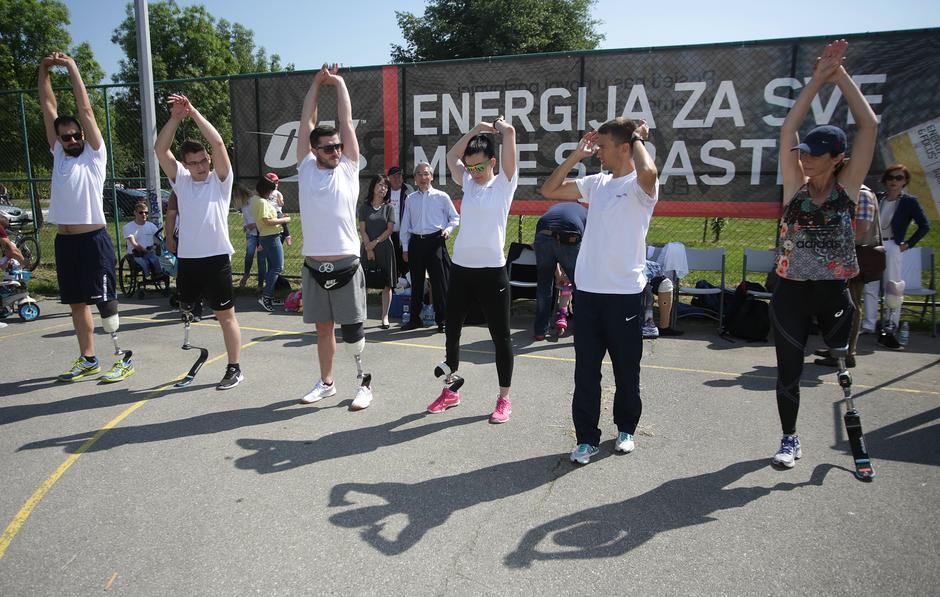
top-left (776, 183), bottom-right (858, 281)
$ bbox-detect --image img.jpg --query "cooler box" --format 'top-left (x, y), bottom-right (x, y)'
top-left (390, 293), bottom-right (409, 319)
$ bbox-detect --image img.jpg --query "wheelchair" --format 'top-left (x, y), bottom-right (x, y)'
top-left (119, 249), bottom-right (172, 299)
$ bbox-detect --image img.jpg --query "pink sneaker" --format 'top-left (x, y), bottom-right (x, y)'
top-left (490, 396), bottom-right (512, 423)
top-left (427, 387), bottom-right (460, 413)
top-left (555, 309), bottom-right (568, 335)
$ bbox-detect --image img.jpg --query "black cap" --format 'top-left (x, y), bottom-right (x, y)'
top-left (387, 166), bottom-right (403, 176)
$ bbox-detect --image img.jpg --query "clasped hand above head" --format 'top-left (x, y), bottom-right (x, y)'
top-left (167, 93), bottom-right (193, 119)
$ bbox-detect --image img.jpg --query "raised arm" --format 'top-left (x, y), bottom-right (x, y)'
top-left (780, 40), bottom-right (847, 202)
top-left (59, 53), bottom-right (103, 150)
top-left (38, 55), bottom-right (59, 150)
top-left (540, 132), bottom-right (597, 200)
top-left (323, 66), bottom-right (359, 164)
top-left (495, 116), bottom-right (516, 180)
top-left (832, 68), bottom-right (878, 199)
top-left (184, 96), bottom-right (230, 181)
top-left (154, 95), bottom-right (189, 183)
top-left (446, 121), bottom-right (497, 186)
top-left (297, 65), bottom-right (330, 165)
top-left (632, 120), bottom-right (658, 198)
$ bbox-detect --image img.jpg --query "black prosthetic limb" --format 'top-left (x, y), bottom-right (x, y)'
top-left (174, 302), bottom-right (209, 388)
top-left (832, 346), bottom-right (875, 482)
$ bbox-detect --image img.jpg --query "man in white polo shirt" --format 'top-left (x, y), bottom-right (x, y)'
top-left (295, 64), bottom-right (374, 411)
top-left (155, 94), bottom-right (244, 390)
top-left (541, 118), bottom-right (658, 465)
top-left (39, 52), bottom-right (135, 383)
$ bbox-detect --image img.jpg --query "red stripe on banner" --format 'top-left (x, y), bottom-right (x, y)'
top-left (382, 66), bottom-right (399, 172)
top-left (455, 199), bottom-right (782, 218)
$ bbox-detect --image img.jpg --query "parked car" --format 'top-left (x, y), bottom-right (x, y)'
top-left (0, 204), bottom-right (33, 226)
top-left (102, 186), bottom-right (171, 220)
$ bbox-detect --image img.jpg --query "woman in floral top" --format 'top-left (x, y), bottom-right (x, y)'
top-left (770, 39), bottom-right (878, 470)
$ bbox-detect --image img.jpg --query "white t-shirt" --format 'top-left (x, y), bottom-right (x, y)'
top-left (47, 142), bottom-right (108, 225)
top-left (453, 169), bottom-right (518, 268)
top-left (297, 154), bottom-right (360, 257)
top-left (123, 220), bottom-right (159, 253)
top-left (168, 162), bottom-right (235, 258)
top-left (879, 198), bottom-right (898, 238)
top-left (389, 188), bottom-right (403, 231)
top-left (240, 203), bottom-right (258, 235)
top-left (575, 171), bottom-right (658, 294)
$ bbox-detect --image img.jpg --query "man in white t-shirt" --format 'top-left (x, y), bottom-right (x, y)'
top-left (155, 94), bottom-right (243, 390)
top-left (541, 117), bottom-right (659, 465)
top-left (123, 202), bottom-right (163, 279)
top-left (295, 64), bottom-right (374, 411)
top-left (39, 52), bottom-right (135, 384)
top-left (387, 166), bottom-right (414, 276)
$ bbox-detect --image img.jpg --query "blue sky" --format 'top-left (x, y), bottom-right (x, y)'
top-left (64, 0), bottom-right (940, 81)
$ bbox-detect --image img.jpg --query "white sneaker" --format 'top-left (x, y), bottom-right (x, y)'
top-left (300, 379), bottom-right (337, 404)
top-left (772, 435), bottom-right (802, 468)
top-left (615, 432), bottom-right (635, 453)
top-left (350, 385), bottom-right (373, 411)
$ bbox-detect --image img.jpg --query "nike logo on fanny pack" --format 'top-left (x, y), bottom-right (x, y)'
top-left (324, 280), bottom-right (337, 289)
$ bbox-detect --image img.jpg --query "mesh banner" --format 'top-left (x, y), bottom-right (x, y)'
top-left (231, 30), bottom-right (940, 218)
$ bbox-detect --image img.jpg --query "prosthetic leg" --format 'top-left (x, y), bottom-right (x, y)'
top-left (832, 346), bottom-right (875, 481)
top-left (343, 324), bottom-right (373, 410)
top-left (434, 362), bottom-right (465, 392)
top-left (174, 302), bottom-right (209, 388)
top-left (98, 300), bottom-right (135, 383)
top-left (877, 280), bottom-right (905, 349)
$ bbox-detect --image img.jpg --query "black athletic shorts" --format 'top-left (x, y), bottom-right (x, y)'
top-left (55, 228), bottom-right (117, 305)
top-left (176, 254), bottom-right (235, 311)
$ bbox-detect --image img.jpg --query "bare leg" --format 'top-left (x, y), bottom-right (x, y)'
top-left (381, 287), bottom-right (392, 325)
top-left (70, 303), bottom-right (95, 357)
top-left (316, 321), bottom-right (336, 383)
top-left (215, 308), bottom-right (241, 364)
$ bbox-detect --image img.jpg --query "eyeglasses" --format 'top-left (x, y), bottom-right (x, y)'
top-left (885, 174), bottom-right (906, 181)
top-left (137, 211), bottom-right (148, 215)
top-left (60, 133), bottom-right (82, 142)
top-left (317, 143), bottom-right (344, 154)
top-left (465, 162), bottom-right (488, 174)
top-left (185, 157), bottom-right (209, 167)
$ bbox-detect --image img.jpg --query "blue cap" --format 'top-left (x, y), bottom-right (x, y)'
top-left (792, 125), bottom-right (847, 156)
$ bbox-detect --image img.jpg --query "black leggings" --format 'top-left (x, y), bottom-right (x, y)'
top-left (444, 264), bottom-right (513, 388)
top-left (771, 278), bottom-right (854, 435)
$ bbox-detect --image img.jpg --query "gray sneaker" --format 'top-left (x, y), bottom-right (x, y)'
top-left (217, 366), bottom-right (244, 390)
top-left (614, 432), bottom-right (635, 453)
top-left (570, 443), bottom-right (600, 465)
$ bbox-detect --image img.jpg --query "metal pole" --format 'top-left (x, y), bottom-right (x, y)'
top-left (17, 94), bottom-right (38, 222)
top-left (103, 89), bottom-right (122, 258)
top-left (135, 0), bottom-right (161, 223)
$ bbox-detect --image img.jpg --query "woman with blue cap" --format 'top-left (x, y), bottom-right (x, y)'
top-left (770, 39), bottom-right (878, 469)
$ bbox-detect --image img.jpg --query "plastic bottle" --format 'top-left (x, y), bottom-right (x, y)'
top-left (898, 321), bottom-right (910, 346)
top-left (401, 303), bottom-right (411, 325)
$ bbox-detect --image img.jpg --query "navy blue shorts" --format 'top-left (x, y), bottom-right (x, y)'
top-left (55, 228), bottom-right (117, 305)
top-left (176, 254), bottom-right (234, 311)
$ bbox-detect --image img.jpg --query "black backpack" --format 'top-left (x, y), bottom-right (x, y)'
top-left (725, 281), bottom-right (770, 342)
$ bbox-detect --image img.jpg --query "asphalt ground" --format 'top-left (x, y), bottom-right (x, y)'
top-left (0, 293), bottom-right (938, 596)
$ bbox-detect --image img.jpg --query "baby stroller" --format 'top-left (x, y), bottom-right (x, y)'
top-left (0, 268), bottom-right (40, 321)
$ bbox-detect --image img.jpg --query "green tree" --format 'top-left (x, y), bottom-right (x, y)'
top-left (391, 0), bottom-right (604, 62)
top-left (109, 0), bottom-right (291, 179)
top-left (0, 0), bottom-right (104, 188)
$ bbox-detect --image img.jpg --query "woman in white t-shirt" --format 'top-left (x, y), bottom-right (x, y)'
top-left (426, 117), bottom-right (518, 424)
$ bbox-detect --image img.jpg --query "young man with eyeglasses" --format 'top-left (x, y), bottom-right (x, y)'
top-left (295, 64), bottom-right (374, 411)
top-left (155, 94), bottom-right (244, 390)
top-left (541, 118), bottom-right (659, 465)
top-left (123, 202), bottom-right (163, 280)
top-left (39, 52), bottom-right (136, 383)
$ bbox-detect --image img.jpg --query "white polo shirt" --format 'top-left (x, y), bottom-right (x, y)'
top-left (169, 162), bottom-right (235, 258)
top-left (298, 154), bottom-right (360, 258)
top-left (452, 169), bottom-right (518, 268)
top-left (575, 171), bottom-right (658, 294)
top-left (47, 142), bottom-right (107, 225)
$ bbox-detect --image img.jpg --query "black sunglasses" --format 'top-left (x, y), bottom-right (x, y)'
top-left (60, 133), bottom-right (82, 142)
top-left (885, 174), bottom-right (906, 181)
top-left (137, 211), bottom-right (149, 215)
top-left (317, 143), bottom-right (344, 154)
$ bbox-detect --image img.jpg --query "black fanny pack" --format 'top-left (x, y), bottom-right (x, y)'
top-left (304, 260), bottom-right (359, 290)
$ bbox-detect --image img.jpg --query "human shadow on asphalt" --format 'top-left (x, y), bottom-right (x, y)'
top-left (235, 412), bottom-right (488, 474)
top-left (503, 458), bottom-right (836, 568)
top-left (831, 404), bottom-right (940, 468)
top-left (40, 318), bottom-right (178, 340)
top-left (327, 451), bottom-right (595, 556)
top-left (703, 364), bottom-right (832, 393)
top-left (16, 398), bottom-right (325, 452)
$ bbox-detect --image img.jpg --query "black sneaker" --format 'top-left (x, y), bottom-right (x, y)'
top-left (258, 296), bottom-right (273, 312)
top-left (217, 366), bottom-right (244, 390)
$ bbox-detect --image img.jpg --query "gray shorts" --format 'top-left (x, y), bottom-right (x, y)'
top-left (302, 255), bottom-right (367, 325)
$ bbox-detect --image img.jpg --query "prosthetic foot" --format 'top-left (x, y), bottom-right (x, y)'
top-left (833, 347), bottom-right (875, 482)
top-left (175, 305), bottom-right (209, 388)
top-left (99, 306), bottom-right (135, 383)
top-left (434, 362), bottom-right (465, 392)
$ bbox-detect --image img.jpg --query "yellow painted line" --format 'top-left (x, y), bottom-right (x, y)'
top-left (0, 333), bottom-right (280, 562)
top-left (0, 321), bottom-right (71, 340)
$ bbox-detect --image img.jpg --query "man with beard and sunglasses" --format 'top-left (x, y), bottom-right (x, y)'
top-left (39, 52), bottom-right (136, 383)
top-left (295, 64), bottom-right (374, 411)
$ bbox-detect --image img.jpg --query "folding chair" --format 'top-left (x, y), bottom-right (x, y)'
top-left (676, 247), bottom-right (728, 331)
top-left (741, 248), bottom-right (776, 300)
top-left (507, 246), bottom-right (538, 312)
top-left (900, 247), bottom-right (937, 337)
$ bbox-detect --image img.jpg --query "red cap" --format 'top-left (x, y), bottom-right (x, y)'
top-left (265, 172), bottom-right (279, 183)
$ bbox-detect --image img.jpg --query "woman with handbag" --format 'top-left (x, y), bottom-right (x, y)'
top-left (358, 174), bottom-right (397, 328)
